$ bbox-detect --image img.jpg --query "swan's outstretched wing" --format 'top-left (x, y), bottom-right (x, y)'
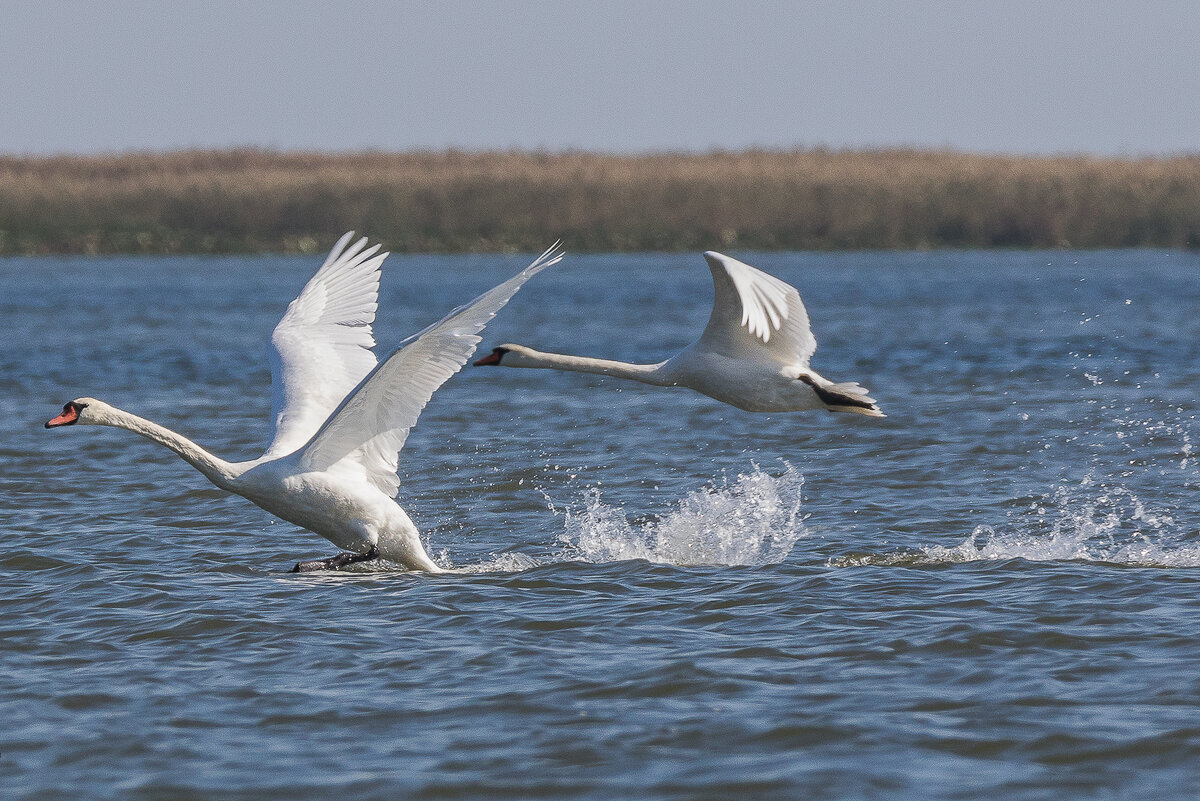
top-left (299, 242), bottom-right (564, 495)
top-left (696, 251), bottom-right (817, 366)
top-left (262, 232), bottom-right (387, 459)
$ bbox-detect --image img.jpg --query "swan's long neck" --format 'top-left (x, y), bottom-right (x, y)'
top-left (504, 347), bottom-right (671, 385)
top-left (97, 405), bottom-right (242, 489)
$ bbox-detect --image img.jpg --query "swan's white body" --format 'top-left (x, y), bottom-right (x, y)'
top-left (476, 251), bottom-right (882, 416)
top-left (47, 234), bottom-right (563, 571)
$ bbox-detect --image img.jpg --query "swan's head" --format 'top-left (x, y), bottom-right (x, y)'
top-left (45, 397), bottom-right (106, 429)
top-left (473, 346), bottom-right (512, 366)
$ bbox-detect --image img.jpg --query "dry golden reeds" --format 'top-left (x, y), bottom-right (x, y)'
top-left (0, 148), bottom-right (1197, 254)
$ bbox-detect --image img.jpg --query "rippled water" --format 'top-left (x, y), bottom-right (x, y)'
top-left (3, 250), bottom-right (1199, 799)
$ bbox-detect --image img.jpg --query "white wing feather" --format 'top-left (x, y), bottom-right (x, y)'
top-left (698, 251), bottom-right (817, 366)
top-left (263, 232), bottom-right (387, 459)
top-left (299, 242), bottom-right (565, 495)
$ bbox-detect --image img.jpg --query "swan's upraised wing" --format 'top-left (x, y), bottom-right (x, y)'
top-left (696, 251), bottom-right (817, 366)
top-left (263, 232), bottom-right (387, 459)
top-left (298, 242), bottom-right (564, 495)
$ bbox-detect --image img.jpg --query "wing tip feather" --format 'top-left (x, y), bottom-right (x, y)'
top-left (525, 239), bottom-right (566, 275)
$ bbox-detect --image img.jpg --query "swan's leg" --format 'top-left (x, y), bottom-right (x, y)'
top-left (290, 545), bottom-right (379, 573)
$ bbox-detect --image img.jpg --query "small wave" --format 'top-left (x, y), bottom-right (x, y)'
top-left (553, 463), bottom-right (806, 567)
top-left (448, 552), bottom-right (543, 574)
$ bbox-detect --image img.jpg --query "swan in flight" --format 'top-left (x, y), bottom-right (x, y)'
top-left (475, 251), bottom-right (882, 416)
top-left (46, 233), bottom-right (564, 572)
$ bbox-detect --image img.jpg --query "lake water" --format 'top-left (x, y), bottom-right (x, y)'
top-left (3, 249), bottom-right (1199, 799)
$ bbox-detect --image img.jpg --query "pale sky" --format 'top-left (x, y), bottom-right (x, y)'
top-left (2, 0), bottom-right (1198, 156)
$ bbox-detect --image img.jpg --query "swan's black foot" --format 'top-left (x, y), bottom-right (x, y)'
top-left (290, 545), bottom-right (379, 573)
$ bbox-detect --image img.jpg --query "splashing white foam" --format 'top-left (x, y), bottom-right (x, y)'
top-left (839, 380), bottom-right (1199, 570)
top-left (839, 480), bottom-right (1200, 569)
top-left (913, 524), bottom-right (1200, 569)
top-left (555, 463), bottom-right (806, 567)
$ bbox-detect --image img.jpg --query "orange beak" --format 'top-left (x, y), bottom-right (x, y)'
top-left (473, 352), bottom-right (502, 366)
top-left (45, 405), bottom-right (80, 428)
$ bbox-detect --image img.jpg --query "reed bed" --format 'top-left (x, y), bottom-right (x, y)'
top-left (1, 148), bottom-right (1198, 254)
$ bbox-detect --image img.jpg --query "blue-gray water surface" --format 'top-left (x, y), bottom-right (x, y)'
top-left (3, 250), bottom-right (1200, 799)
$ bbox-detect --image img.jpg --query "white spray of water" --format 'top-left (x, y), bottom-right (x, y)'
top-left (913, 476), bottom-right (1200, 567)
top-left (838, 466), bottom-right (1199, 569)
top-left (555, 463), bottom-right (807, 567)
top-left (838, 381), bottom-right (1199, 570)
top-left (450, 463), bottom-right (807, 572)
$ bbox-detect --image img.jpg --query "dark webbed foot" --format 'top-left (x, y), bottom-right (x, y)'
top-left (290, 545), bottom-right (379, 573)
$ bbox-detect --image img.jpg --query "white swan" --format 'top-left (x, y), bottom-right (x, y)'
top-left (46, 233), bottom-right (564, 572)
top-left (475, 251), bottom-right (883, 416)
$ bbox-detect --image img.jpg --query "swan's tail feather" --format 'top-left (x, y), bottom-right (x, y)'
top-left (798, 374), bottom-right (886, 418)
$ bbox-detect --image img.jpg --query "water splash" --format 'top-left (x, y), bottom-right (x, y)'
top-left (428, 464), bottom-right (807, 574)
top-left (838, 480), bottom-right (1200, 569)
top-left (918, 524), bottom-right (1200, 569)
top-left (555, 463), bottom-right (806, 567)
top-left (837, 365), bottom-right (1199, 570)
